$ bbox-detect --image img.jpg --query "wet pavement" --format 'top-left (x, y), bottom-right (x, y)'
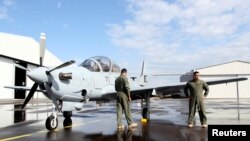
top-left (0, 98), bottom-right (250, 141)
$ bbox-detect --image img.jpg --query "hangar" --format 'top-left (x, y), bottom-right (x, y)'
top-left (0, 32), bottom-right (62, 99)
top-left (180, 60), bottom-right (250, 98)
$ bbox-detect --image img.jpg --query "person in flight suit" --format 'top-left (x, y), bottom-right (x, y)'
top-left (184, 71), bottom-right (209, 128)
top-left (115, 68), bottom-right (138, 130)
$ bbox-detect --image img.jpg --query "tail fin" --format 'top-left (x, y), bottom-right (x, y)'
top-left (139, 60), bottom-right (147, 86)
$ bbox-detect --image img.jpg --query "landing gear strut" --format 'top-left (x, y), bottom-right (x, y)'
top-left (141, 93), bottom-right (150, 120)
top-left (45, 104), bottom-right (59, 131)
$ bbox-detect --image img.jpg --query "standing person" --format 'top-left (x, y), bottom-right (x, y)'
top-left (184, 71), bottom-right (209, 128)
top-left (115, 68), bottom-right (138, 130)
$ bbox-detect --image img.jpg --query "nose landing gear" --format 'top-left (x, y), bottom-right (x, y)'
top-left (46, 114), bottom-right (58, 131)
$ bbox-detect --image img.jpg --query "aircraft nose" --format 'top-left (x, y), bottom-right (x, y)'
top-left (27, 67), bottom-right (48, 83)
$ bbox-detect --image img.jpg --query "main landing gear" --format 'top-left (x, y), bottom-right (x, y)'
top-left (141, 93), bottom-right (150, 120)
top-left (45, 104), bottom-right (73, 131)
top-left (63, 111), bottom-right (72, 127)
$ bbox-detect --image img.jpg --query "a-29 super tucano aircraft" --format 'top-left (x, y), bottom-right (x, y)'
top-left (5, 34), bottom-right (248, 131)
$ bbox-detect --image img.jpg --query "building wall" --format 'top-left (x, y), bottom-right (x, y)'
top-left (0, 32), bottom-right (39, 65)
top-left (197, 61), bottom-right (250, 74)
top-left (202, 78), bottom-right (250, 98)
top-left (181, 61), bottom-right (250, 98)
top-left (198, 61), bottom-right (250, 98)
top-left (0, 57), bottom-right (51, 99)
top-left (0, 32), bottom-right (62, 99)
top-left (0, 56), bottom-right (14, 99)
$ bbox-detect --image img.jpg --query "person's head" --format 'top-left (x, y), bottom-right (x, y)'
top-left (121, 68), bottom-right (127, 76)
top-left (193, 71), bottom-right (200, 80)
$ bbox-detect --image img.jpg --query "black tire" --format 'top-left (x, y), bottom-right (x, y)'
top-left (63, 111), bottom-right (72, 118)
top-left (63, 118), bottom-right (72, 127)
top-left (45, 115), bottom-right (58, 131)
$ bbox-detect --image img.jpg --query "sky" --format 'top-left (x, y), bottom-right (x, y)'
top-left (1, 0), bottom-right (250, 76)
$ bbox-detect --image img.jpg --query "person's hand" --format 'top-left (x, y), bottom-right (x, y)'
top-left (128, 97), bottom-right (131, 102)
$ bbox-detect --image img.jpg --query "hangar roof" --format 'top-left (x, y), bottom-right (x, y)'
top-left (195, 60), bottom-right (250, 74)
top-left (180, 60), bottom-right (250, 82)
top-left (0, 32), bottom-right (62, 66)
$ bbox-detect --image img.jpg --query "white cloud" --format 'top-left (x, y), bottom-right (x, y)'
top-left (0, 7), bottom-right (8, 19)
top-left (179, 0), bottom-right (250, 37)
top-left (62, 23), bottom-right (67, 28)
top-left (0, 0), bottom-right (15, 20)
top-left (57, 2), bottom-right (62, 8)
top-left (107, 0), bottom-right (250, 73)
top-left (3, 0), bottom-right (14, 7)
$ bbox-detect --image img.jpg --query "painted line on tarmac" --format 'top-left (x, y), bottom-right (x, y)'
top-left (0, 134), bottom-right (31, 141)
top-left (0, 120), bottom-right (101, 141)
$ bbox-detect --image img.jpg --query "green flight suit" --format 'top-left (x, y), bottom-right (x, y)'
top-left (115, 75), bottom-right (133, 126)
top-left (184, 79), bottom-right (209, 125)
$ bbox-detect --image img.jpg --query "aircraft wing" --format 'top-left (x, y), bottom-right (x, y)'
top-left (4, 86), bottom-right (43, 92)
top-left (206, 77), bottom-right (248, 85)
top-left (100, 77), bottom-right (248, 101)
top-left (155, 77), bottom-right (248, 97)
top-left (90, 85), bottom-right (155, 102)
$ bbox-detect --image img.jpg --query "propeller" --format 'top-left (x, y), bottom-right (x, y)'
top-left (15, 63), bottom-right (30, 71)
top-left (21, 33), bottom-right (75, 109)
top-left (39, 33), bottom-right (46, 66)
top-left (21, 33), bottom-right (45, 109)
top-left (46, 60), bottom-right (75, 74)
top-left (21, 83), bottom-right (39, 109)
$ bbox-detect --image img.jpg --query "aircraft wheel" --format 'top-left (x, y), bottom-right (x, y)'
top-left (63, 111), bottom-right (72, 118)
top-left (46, 115), bottom-right (58, 131)
top-left (142, 107), bottom-right (149, 119)
top-left (63, 118), bottom-right (72, 127)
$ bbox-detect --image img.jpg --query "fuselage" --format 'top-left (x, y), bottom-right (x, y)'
top-left (26, 56), bottom-right (144, 112)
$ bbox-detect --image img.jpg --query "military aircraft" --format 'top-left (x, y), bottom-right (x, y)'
top-left (4, 33), bottom-right (248, 131)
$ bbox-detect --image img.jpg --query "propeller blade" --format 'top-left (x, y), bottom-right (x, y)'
top-left (15, 64), bottom-right (30, 71)
top-left (21, 83), bottom-right (39, 109)
top-left (39, 33), bottom-right (46, 66)
top-left (46, 60), bottom-right (75, 74)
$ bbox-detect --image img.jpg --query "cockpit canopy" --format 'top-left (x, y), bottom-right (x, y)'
top-left (80, 56), bottom-right (120, 72)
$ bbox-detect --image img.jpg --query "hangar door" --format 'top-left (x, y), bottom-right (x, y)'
top-left (14, 61), bottom-right (27, 99)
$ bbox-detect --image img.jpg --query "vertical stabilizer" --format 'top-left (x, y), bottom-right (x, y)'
top-left (139, 60), bottom-right (147, 86)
